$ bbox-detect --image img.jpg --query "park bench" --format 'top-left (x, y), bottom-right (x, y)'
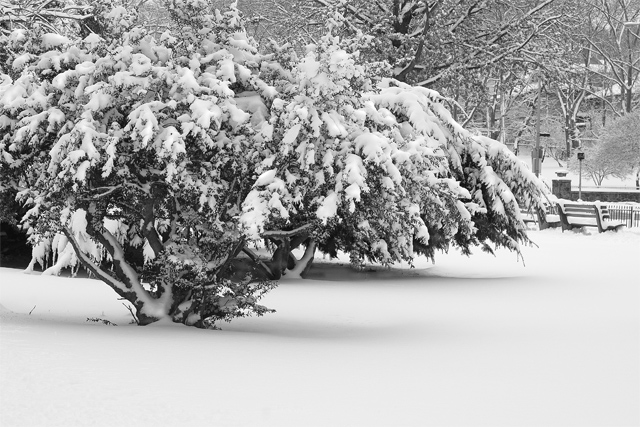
top-left (520, 204), bottom-right (561, 230)
top-left (557, 201), bottom-right (625, 233)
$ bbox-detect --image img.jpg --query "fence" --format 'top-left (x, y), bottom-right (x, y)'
top-left (606, 204), bottom-right (640, 228)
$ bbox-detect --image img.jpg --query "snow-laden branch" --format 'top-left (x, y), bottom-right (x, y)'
top-left (262, 223), bottom-right (314, 238)
top-left (62, 227), bottom-right (137, 299)
top-left (310, 0), bottom-right (373, 24)
top-left (448, 0), bottom-right (485, 35)
top-left (396, 4), bottom-right (431, 82)
top-left (0, 1), bottom-right (95, 26)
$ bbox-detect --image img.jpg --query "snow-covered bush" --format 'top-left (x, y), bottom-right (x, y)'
top-left (0, 1), bottom-right (277, 327)
top-left (241, 21), bottom-right (546, 270)
top-left (568, 111), bottom-right (640, 187)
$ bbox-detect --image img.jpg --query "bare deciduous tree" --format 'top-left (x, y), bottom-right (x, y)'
top-left (585, 0), bottom-right (640, 115)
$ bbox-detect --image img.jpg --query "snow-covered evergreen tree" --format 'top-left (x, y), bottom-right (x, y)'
top-left (0, 1), bottom-right (277, 327)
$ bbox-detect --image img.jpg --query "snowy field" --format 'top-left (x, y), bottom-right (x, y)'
top-left (1, 227), bottom-right (639, 427)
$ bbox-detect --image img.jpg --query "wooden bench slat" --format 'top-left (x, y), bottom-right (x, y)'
top-left (565, 211), bottom-right (594, 215)
top-left (564, 208), bottom-right (596, 213)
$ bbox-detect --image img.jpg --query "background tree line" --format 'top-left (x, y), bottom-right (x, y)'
top-left (232, 0), bottom-right (640, 185)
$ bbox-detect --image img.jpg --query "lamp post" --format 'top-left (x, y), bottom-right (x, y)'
top-left (577, 150), bottom-right (585, 200)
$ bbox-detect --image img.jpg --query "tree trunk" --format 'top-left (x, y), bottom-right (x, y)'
top-left (284, 239), bottom-right (316, 279)
top-left (565, 114), bottom-right (577, 157)
top-left (62, 226), bottom-right (165, 325)
top-left (626, 62), bottom-right (633, 114)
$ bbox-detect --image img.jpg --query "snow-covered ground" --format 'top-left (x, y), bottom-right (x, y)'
top-left (1, 228), bottom-right (639, 427)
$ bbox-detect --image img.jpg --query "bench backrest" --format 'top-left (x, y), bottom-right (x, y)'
top-left (598, 206), bottom-right (612, 220)
top-left (562, 203), bottom-right (599, 219)
top-left (559, 202), bottom-right (610, 232)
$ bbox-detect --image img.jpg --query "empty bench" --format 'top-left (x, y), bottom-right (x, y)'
top-left (520, 205), bottom-right (561, 230)
top-left (557, 202), bottom-right (625, 233)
